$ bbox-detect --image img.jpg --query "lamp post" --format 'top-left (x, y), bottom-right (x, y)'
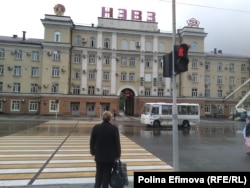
top-left (172, 0), bottom-right (179, 171)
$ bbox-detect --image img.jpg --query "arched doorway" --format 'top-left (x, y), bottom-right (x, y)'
top-left (120, 89), bottom-right (135, 116)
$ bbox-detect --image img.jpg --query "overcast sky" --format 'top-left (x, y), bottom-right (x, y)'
top-left (1, 0), bottom-right (250, 56)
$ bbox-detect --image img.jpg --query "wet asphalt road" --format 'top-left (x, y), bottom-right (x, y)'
top-left (0, 115), bottom-right (249, 187)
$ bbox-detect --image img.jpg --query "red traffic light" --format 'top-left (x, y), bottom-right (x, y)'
top-left (174, 44), bottom-right (189, 74)
top-left (177, 46), bottom-right (184, 57)
top-left (177, 44), bottom-right (189, 57)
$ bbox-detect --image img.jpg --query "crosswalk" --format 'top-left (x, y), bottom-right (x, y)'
top-left (0, 121), bottom-right (173, 186)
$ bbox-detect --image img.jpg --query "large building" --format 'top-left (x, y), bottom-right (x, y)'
top-left (0, 5), bottom-right (249, 117)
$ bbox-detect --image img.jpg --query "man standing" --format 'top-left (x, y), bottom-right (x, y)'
top-left (90, 111), bottom-right (121, 188)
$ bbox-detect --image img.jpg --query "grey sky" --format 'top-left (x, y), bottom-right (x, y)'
top-left (1, 0), bottom-right (250, 56)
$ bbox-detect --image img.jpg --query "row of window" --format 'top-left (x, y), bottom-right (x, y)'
top-left (1, 80), bottom-right (245, 98)
top-left (189, 73), bottom-right (248, 85)
top-left (1, 48), bottom-right (248, 73)
top-left (0, 99), bottom-right (239, 116)
top-left (54, 31), bottom-right (199, 52)
top-left (0, 49), bottom-right (40, 61)
top-left (203, 61), bottom-right (249, 72)
top-left (0, 100), bottom-right (58, 112)
top-left (192, 88), bottom-right (246, 98)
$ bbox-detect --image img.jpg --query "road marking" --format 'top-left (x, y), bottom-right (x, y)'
top-left (0, 134), bottom-right (173, 186)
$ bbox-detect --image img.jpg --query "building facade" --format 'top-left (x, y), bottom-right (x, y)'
top-left (0, 5), bottom-right (249, 117)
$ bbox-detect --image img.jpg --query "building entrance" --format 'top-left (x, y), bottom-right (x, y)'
top-left (120, 89), bottom-right (135, 116)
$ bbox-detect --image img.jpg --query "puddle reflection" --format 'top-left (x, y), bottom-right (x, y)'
top-left (0, 120), bottom-right (244, 138)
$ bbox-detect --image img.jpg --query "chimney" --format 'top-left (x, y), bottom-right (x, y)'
top-left (214, 48), bottom-right (217, 54)
top-left (22, 31), bottom-right (26, 40)
top-left (218, 50), bottom-right (222, 54)
top-left (13, 35), bottom-right (18, 38)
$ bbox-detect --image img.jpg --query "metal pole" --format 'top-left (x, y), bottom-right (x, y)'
top-left (56, 94), bottom-right (58, 120)
top-left (172, 0), bottom-right (179, 171)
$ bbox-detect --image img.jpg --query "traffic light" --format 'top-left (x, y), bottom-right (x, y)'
top-left (174, 44), bottom-right (189, 74)
top-left (163, 53), bottom-right (172, 77)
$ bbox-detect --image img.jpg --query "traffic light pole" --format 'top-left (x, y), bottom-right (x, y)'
top-left (172, 0), bottom-right (179, 171)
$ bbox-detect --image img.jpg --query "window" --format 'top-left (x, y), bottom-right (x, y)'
top-left (88, 71), bottom-right (95, 80)
top-left (229, 77), bottom-right (235, 85)
top-left (32, 51), bottom-right (39, 61)
top-left (15, 50), bottom-right (22, 60)
top-left (145, 42), bottom-right (152, 51)
top-left (217, 76), bottom-right (223, 84)
top-left (217, 63), bottom-right (222, 71)
top-left (129, 41), bottom-right (136, 50)
top-left (205, 89), bottom-right (210, 98)
top-left (0, 48), bottom-right (5, 58)
top-left (29, 100), bottom-right (38, 112)
top-left (52, 67), bottom-right (60, 77)
top-left (103, 56), bottom-right (110, 65)
top-left (88, 55), bottom-right (96, 64)
top-left (129, 73), bottom-right (135, 81)
top-left (205, 75), bottom-right (210, 85)
top-left (0, 65), bottom-right (4, 75)
top-left (74, 70), bottom-right (81, 79)
top-left (51, 83), bottom-right (59, 93)
top-left (121, 58), bottom-right (127, 66)
top-left (75, 35), bottom-right (82, 46)
top-left (242, 91), bottom-right (247, 97)
top-left (103, 71), bottom-right (110, 80)
top-left (103, 88), bottom-right (110, 95)
top-left (191, 73), bottom-right (198, 83)
top-left (217, 90), bottom-right (223, 98)
top-left (191, 59), bottom-right (198, 68)
top-left (90, 37), bottom-right (96, 48)
top-left (121, 72), bottom-right (127, 81)
top-left (104, 38), bottom-right (110, 49)
top-left (129, 58), bottom-right (135, 67)
top-left (88, 86), bottom-right (95, 95)
top-left (11, 100), bottom-right (21, 111)
top-left (159, 43), bottom-right (165, 53)
top-left (241, 64), bottom-right (247, 72)
top-left (13, 83), bottom-right (20, 93)
top-left (73, 85), bottom-right (80, 95)
top-left (158, 89), bottom-right (164, 96)
top-left (190, 42), bottom-right (198, 52)
top-left (159, 59), bottom-right (163, 69)
top-left (14, 66), bottom-right (21, 76)
top-left (145, 58), bottom-right (152, 68)
top-left (158, 74), bottom-right (163, 83)
top-left (241, 77), bottom-right (247, 84)
top-left (205, 105), bottom-right (211, 114)
top-left (229, 63), bottom-right (234, 72)
top-left (31, 67), bottom-right (39, 77)
top-left (53, 51), bottom-right (60, 61)
top-left (145, 88), bottom-right (151, 96)
top-left (50, 100), bottom-right (58, 112)
top-left (30, 83), bottom-right (39, 93)
top-left (144, 74), bottom-right (151, 82)
top-left (205, 62), bottom-right (210, 70)
top-left (54, 31), bottom-right (61, 42)
top-left (74, 54), bottom-right (81, 63)
top-left (121, 40), bottom-right (128, 50)
top-left (192, 88), bottom-right (198, 97)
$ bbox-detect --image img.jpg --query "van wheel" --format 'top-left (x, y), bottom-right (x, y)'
top-left (182, 120), bottom-right (190, 128)
top-left (153, 121), bottom-right (161, 128)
